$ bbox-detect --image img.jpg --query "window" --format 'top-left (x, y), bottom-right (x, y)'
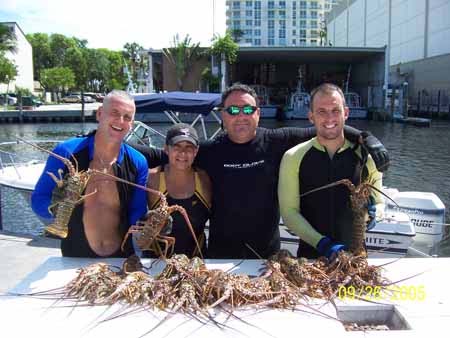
top-left (246, 10), bottom-right (252, 16)
top-left (311, 11), bottom-right (318, 19)
top-left (292, 29), bottom-right (296, 36)
top-left (254, 29), bottom-right (261, 36)
top-left (279, 38), bottom-right (286, 45)
top-left (310, 1), bottom-right (318, 9)
top-left (300, 30), bottom-right (306, 38)
top-left (233, 20), bottom-right (241, 28)
top-left (292, 20), bottom-right (296, 26)
top-left (311, 30), bottom-right (318, 38)
top-left (268, 29), bottom-right (275, 37)
top-left (244, 29), bottom-right (252, 35)
top-left (293, 1), bottom-right (297, 9)
top-left (268, 38), bottom-right (275, 45)
top-left (268, 10), bottom-right (275, 18)
top-left (245, 38), bottom-right (252, 43)
top-left (254, 10), bottom-right (261, 19)
top-left (310, 20), bottom-right (318, 29)
top-left (279, 29), bottom-right (286, 38)
top-left (268, 20), bottom-right (274, 29)
top-left (311, 39), bottom-right (317, 45)
top-left (300, 39), bottom-right (306, 45)
top-left (300, 20), bottom-right (306, 28)
top-left (246, 20), bottom-right (252, 26)
top-left (233, 1), bottom-right (240, 9)
top-left (293, 10), bottom-right (296, 19)
top-left (279, 10), bottom-right (286, 18)
top-left (300, 10), bottom-right (306, 18)
top-left (279, 1), bottom-right (286, 8)
top-left (255, 20), bottom-right (261, 26)
top-left (233, 10), bottom-right (240, 18)
top-left (246, 1), bottom-right (253, 7)
top-left (268, 1), bottom-right (274, 9)
top-left (300, 1), bottom-right (307, 9)
top-left (254, 38), bottom-right (261, 45)
top-left (279, 20), bottom-right (286, 28)
top-left (292, 39), bottom-right (297, 45)
top-left (254, 1), bottom-right (261, 9)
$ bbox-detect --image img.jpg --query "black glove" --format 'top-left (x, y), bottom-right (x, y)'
top-left (360, 131), bottom-right (390, 172)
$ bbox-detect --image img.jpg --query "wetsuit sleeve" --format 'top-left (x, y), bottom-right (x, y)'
top-left (278, 144), bottom-right (323, 248)
top-left (129, 142), bottom-right (168, 168)
top-left (366, 154), bottom-right (384, 216)
top-left (127, 154), bottom-right (148, 226)
top-left (31, 143), bottom-right (71, 220)
top-left (274, 126), bottom-right (317, 149)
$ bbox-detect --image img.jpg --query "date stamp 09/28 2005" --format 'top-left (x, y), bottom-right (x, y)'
top-left (338, 285), bottom-right (426, 302)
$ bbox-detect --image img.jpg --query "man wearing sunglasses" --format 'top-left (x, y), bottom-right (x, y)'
top-left (135, 83), bottom-right (389, 259)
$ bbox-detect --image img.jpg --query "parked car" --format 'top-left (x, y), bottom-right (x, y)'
top-left (61, 94), bottom-right (81, 103)
top-left (0, 94), bottom-right (17, 105)
top-left (82, 95), bottom-right (96, 103)
top-left (16, 96), bottom-right (43, 107)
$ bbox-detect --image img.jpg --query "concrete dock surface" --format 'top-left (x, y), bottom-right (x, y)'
top-left (0, 231), bottom-right (449, 337)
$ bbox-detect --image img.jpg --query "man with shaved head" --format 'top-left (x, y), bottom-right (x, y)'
top-left (32, 90), bottom-right (148, 258)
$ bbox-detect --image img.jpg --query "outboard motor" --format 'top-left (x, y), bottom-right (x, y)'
top-left (385, 191), bottom-right (446, 256)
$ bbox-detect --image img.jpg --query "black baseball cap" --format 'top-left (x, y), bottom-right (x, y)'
top-left (166, 123), bottom-right (199, 147)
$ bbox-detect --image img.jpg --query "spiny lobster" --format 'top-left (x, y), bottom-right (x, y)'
top-left (18, 137), bottom-right (203, 259)
top-left (300, 178), bottom-right (389, 257)
top-left (17, 137), bottom-right (96, 238)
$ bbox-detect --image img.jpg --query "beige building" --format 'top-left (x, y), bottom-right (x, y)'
top-left (0, 22), bottom-right (34, 93)
top-left (226, 0), bottom-right (342, 47)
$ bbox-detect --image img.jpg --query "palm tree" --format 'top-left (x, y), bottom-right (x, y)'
top-left (163, 34), bottom-right (203, 90)
top-left (0, 23), bottom-right (17, 53)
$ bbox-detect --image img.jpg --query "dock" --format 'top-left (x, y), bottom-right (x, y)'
top-left (0, 231), bottom-right (449, 337)
top-left (0, 103), bottom-right (100, 123)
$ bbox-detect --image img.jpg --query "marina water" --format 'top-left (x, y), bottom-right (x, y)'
top-left (1, 120), bottom-right (449, 255)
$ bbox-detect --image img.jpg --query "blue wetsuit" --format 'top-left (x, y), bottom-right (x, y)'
top-left (31, 131), bottom-right (148, 257)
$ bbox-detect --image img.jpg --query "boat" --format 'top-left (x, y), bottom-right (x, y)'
top-left (249, 84), bottom-right (278, 119)
top-left (284, 68), bottom-right (311, 120)
top-left (344, 91), bottom-right (368, 119)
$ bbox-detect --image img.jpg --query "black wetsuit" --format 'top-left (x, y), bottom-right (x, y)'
top-left (136, 127), bottom-right (321, 258)
top-left (150, 171), bottom-right (210, 257)
top-left (31, 131), bottom-right (148, 258)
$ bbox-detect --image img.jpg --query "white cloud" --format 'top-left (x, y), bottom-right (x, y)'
top-left (0, 0), bottom-right (227, 50)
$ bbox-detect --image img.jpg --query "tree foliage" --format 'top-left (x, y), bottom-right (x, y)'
top-left (0, 53), bottom-right (17, 84)
top-left (0, 23), bottom-right (17, 53)
top-left (211, 32), bottom-right (239, 64)
top-left (162, 34), bottom-right (203, 90)
top-left (40, 67), bottom-right (75, 96)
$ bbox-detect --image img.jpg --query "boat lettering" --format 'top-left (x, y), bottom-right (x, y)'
top-left (391, 206), bottom-right (424, 215)
top-left (411, 218), bottom-right (433, 228)
top-left (365, 237), bottom-right (389, 245)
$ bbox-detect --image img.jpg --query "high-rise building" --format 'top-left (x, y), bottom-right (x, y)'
top-left (225, 0), bottom-right (342, 47)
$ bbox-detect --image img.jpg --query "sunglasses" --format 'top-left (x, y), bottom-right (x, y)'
top-left (224, 105), bottom-right (258, 115)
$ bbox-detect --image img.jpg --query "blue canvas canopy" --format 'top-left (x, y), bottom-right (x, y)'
top-left (130, 92), bottom-right (223, 142)
top-left (134, 92), bottom-right (221, 115)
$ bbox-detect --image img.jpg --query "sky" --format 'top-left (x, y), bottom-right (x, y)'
top-left (0, 0), bottom-right (227, 50)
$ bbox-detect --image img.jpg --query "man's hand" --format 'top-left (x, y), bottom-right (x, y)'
top-left (316, 236), bottom-right (346, 260)
top-left (360, 131), bottom-right (390, 172)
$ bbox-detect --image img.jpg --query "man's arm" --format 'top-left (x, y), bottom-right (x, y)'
top-left (129, 142), bottom-right (167, 169)
top-left (127, 154), bottom-right (149, 226)
top-left (278, 146), bottom-right (323, 248)
top-left (31, 144), bottom-right (70, 220)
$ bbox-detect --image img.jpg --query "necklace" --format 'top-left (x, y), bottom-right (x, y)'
top-left (95, 155), bottom-right (116, 173)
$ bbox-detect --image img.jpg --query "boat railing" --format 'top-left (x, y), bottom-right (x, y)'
top-left (344, 92), bottom-right (362, 108)
top-left (0, 140), bottom-right (60, 178)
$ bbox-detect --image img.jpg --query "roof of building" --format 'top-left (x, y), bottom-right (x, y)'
top-left (236, 46), bottom-right (385, 64)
